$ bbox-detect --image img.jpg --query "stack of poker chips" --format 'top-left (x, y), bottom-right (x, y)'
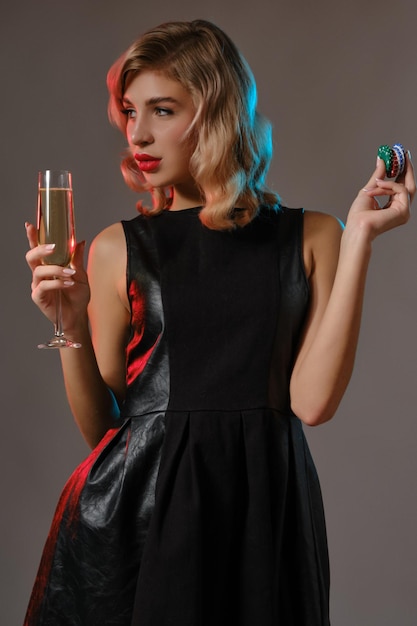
top-left (377, 143), bottom-right (406, 178)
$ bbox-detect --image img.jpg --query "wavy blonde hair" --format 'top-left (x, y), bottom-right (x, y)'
top-left (107, 19), bottom-right (280, 230)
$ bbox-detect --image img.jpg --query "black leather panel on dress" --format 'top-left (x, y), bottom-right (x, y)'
top-left (121, 216), bottom-right (170, 417)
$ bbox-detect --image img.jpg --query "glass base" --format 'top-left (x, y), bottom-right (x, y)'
top-left (38, 336), bottom-right (82, 349)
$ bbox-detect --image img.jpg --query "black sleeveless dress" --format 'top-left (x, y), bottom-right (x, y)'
top-left (24, 206), bottom-right (330, 626)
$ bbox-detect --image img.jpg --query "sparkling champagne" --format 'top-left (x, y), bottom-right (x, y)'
top-left (36, 170), bottom-right (81, 349)
top-left (38, 188), bottom-right (75, 266)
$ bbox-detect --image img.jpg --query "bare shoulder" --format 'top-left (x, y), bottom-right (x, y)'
top-left (303, 209), bottom-right (344, 239)
top-left (89, 222), bottom-right (126, 262)
top-left (88, 222), bottom-right (128, 308)
top-left (303, 210), bottom-right (344, 277)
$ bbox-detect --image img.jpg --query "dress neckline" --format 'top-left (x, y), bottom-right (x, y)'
top-left (164, 206), bottom-right (202, 214)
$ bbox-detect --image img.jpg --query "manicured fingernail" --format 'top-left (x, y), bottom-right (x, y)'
top-left (45, 244), bottom-right (55, 250)
top-left (63, 280), bottom-right (75, 286)
top-left (63, 268), bottom-right (76, 275)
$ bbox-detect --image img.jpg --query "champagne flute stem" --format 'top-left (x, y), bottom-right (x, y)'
top-left (54, 288), bottom-right (64, 338)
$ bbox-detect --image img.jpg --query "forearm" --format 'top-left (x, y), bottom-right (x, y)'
top-left (290, 226), bottom-right (372, 425)
top-left (59, 315), bottom-right (121, 448)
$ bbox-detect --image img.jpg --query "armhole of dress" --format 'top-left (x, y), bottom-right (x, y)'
top-left (121, 220), bottom-right (134, 332)
top-left (297, 208), bottom-right (311, 299)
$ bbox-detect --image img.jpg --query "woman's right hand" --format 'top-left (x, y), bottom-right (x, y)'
top-left (25, 222), bottom-right (91, 334)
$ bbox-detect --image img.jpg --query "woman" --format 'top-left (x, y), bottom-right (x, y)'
top-left (24, 19), bottom-right (414, 626)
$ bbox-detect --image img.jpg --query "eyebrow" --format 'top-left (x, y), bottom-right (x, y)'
top-left (122, 96), bottom-right (180, 107)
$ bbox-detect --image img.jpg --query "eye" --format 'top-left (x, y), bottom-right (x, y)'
top-left (155, 107), bottom-right (173, 117)
top-left (121, 107), bottom-right (136, 119)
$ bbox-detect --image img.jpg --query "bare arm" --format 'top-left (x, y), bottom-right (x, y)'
top-left (290, 156), bottom-right (415, 426)
top-left (26, 222), bottom-right (130, 448)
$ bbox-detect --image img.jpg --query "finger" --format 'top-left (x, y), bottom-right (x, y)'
top-left (394, 151), bottom-right (415, 190)
top-left (25, 222), bottom-right (38, 249)
top-left (363, 177), bottom-right (410, 218)
top-left (33, 264), bottom-right (74, 281)
top-left (374, 179), bottom-right (411, 221)
top-left (362, 157), bottom-right (387, 190)
top-left (26, 243), bottom-right (57, 270)
top-left (70, 241), bottom-right (86, 270)
top-left (31, 277), bottom-right (75, 306)
top-left (32, 276), bottom-right (66, 292)
top-left (374, 178), bottom-right (409, 195)
top-left (403, 152), bottom-right (416, 200)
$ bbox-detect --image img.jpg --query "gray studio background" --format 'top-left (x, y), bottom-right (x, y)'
top-left (1, 0), bottom-right (416, 624)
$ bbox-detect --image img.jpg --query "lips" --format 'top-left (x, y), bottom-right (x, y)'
top-left (134, 153), bottom-right (161, 172)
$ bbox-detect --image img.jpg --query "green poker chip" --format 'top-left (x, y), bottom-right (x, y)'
top-left (377, 144), bottom-right (393, 175)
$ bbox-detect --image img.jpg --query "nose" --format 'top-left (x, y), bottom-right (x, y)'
top-left (129, 114), bottom-right (153, 147)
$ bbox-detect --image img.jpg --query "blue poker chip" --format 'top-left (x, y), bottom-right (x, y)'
top-left (377, 143), bottom-right (406, 178)
top-left (392, 143), bottom-right (406, 175)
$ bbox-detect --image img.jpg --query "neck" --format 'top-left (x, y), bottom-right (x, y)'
top-left (169, 184), bottom-right (203, 211)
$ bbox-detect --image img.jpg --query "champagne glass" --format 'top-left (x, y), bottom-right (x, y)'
top-left (37, 169), bottom-right (81, 349)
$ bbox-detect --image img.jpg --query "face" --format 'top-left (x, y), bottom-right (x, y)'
top-left (122, 71), bottom-right (201, 209)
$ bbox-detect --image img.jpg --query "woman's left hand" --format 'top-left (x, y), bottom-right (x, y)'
top-left (345, 152), bottom-right (415, 241)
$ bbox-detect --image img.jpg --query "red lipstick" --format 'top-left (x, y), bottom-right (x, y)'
top-left (134, 153), bottom-right (161, 172)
